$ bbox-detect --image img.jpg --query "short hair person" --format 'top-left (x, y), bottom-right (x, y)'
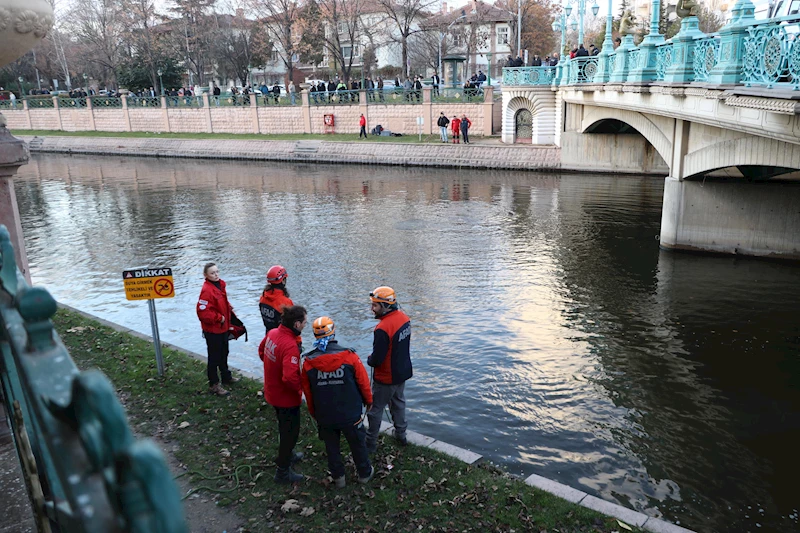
top-left (260, 305), bottom-right (308, 483)
top-left (365, 287), bottom-right (412, 453)
top-left (301, 317), bottom-right (375, 487)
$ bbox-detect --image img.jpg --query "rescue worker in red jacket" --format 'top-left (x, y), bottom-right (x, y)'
top-left (301, 317), bottom-right (374, 488)
top-left (451, 115), bottom-right (461, 144)
top-left (260, 305), bottom-right (307, 483)
top-left (365, 286), bottom-right (412, 453)
top-left (259, 265), bottom-right (293, 335)
top-left (197, 262), bottom-right (238, 396)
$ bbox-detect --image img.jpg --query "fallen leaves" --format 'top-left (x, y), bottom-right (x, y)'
top-left (177, 421), bottom-right (190, 429)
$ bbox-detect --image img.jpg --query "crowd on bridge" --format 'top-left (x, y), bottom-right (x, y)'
top-left (197, 263), bottom-right (413, 487)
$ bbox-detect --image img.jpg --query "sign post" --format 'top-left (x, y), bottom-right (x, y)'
top-left (416, 116), bottom-right (423, 141)
top-left (122, 267), bottom-right (175, 376)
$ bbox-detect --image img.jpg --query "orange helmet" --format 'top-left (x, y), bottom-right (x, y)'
top-left (370, 286), bottom-right (397, 305)
top-left (312, 316), bottom-right (335, 338)
top-left (266, 265), bottom-right (287, 284)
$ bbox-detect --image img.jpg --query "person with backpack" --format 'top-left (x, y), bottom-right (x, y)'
top-left (437, 112), bottom-right (450, 143)
top-left (259, 265), bottom-right (293, 335)
top-left (301, 317), bottom-right (374, 488)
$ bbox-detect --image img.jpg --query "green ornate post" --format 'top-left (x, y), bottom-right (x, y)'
top-left (609, 35), bottom-right (636, 82)
top-left (706, 0), bottom-right (757, 86)
top-left (593, 0), bottom-right (615, 82)
top-left (663, 16), bottom-right (706, 83)
top-left (627, 0), bottom-right (665, 82)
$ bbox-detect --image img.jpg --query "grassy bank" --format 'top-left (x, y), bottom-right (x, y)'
top-left (54, 308), bottom-right (636, 532)
top-left (12, 129), bottom-right (455, 144)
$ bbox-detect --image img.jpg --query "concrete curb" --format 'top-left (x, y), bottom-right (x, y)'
top-left (55, 303), bottom-right (695, 533)
top-left (19, 135), bottom-right (562, 172)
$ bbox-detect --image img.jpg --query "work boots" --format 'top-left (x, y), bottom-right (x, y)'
top-left (274, 466), bottom-right (304, 484)
top-left (209, 383), bottom-right (230, 396)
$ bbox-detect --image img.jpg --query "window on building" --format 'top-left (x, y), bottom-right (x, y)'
top-left (342, 44), bottom-right (360, 59)
top-left (271, 50), bottom-right (279, 62)
top-left (452, 34), bottom-right (462, 47)
top-left (497, 26), bottom-right (509, 45)
top-left (337, 21), bottom-right (348, 34)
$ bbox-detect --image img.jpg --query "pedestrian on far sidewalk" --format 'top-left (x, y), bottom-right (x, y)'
top-left (359, 114), bottom-right (368, 138)
top-left (437, 112), bottom-right (450, 143)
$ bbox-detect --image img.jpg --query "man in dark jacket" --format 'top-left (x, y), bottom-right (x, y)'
top-left (260, 305), bottom-right (307, 483)
top-left (365, 286), bottom-right (412, 453)
top-left (437, 112), bottom-right (450, 143)
top-left (301, 317), bottom-right (374, 488)
top-left (576, 44), bottom-right (590, 57)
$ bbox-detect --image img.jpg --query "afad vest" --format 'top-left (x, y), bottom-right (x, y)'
top-left (372, 309), bottom-right (412, 385)
top-left (259, 288), bottom-right (293, 333)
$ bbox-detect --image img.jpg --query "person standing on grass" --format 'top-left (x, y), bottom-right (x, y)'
top-left (451, 115), bottom-right (461, 144)
top-left (365, 287), bottom-right (412, 454)
top-left (359, 114), bottom-right (368, 139)
top-left (437, 112), bottom-right (450, 143)
top-left (460, 114), bottom-right (472, 144)
top-left (259, 265), bottom-right (293, 335)
top-left (301, 317), bottom-right (374, 488)
top-left (260, 305), bottom-right (308, 483)
top-left (197, 262), bottom-right (239, 397)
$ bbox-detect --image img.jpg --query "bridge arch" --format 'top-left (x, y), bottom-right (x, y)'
top-left (579, 107), bottom-right (673, 170)
top-left (683, 135), bottom-right (800, 180)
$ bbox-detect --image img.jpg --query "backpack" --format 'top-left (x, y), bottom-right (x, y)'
top-left (371, 124), bottom-right (384, 135)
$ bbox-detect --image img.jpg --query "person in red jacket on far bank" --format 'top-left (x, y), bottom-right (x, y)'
top-left (259, 265), bottom-right (292, 335)
top-left (301, 316), bottom-right (374, 488)
top-left (260, 305), bottom-right (308, 483)
top-left (451, 115), bottom-right (461, 144)
top-left (365, 286), bottom-right (412, 454)
top-left (197, 262), bottom-right (240, 396)
top-left (359, 114), bottom-right (367, 138)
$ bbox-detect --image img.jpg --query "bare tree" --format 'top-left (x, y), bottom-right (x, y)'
top-left (302, 0), bottom-right (366, 84)
top-left (65, 0), bottom-right (126, 88)
top-left (247, 0), bottom-right (301, 85)
top-left (213, 10), bottom-right (270, 86)
top-left (376, 0), bottom-right (436, 78)
top-left (119, 0), bottom-right (168, 90)
top-left (169, 0), bottom-right (219, 85)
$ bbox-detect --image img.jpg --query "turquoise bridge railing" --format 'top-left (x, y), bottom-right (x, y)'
top-left (0, 225), bottom-right (188, 532)
top-left (502, 7), bottom-right (800, 90)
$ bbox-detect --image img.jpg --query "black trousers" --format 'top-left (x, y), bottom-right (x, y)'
top-left (359, 125), bottom-right (367, 138)
top-left (461, 127), bottom-right (469, 144)
top-left (274, 406), bottom-right (301, 469)
top-left (318, 421), bottom-right (371, 478)
top-left (204, 331), bottom-right (230, 385)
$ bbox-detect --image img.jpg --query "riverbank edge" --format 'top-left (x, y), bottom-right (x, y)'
top-left (18, 134), bottom-right (562, 171)
top-left (56, 302), bottom-right (694, 533)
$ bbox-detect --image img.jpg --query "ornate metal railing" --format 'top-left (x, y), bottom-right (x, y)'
top-left (0, 99), bottom-right (20, 109)
top-left (24, 97), bottom-right (55, 108)
top-left (0, 225), bottom-right (187, 531)
top-left (92, 96), bottom-right (123, 108)
top-left (58, 97), bottom-right (88, 108)
top-left (316, 89), bottom-right (363, 105)
top-left (502, 66), bottom-right (557, 86)
top-left (693, 35), bottom-right (721, 82)
top-left (627, 49), bottom-right (643, 71)
top-left (656, 43), bottom-right (674, 81)
top-left (165, 95), bottom-right (203, 108)
top-left (743, 15), bottom-right (800, 90)
top-left (256, 93), bottom-right (293, 106)
top-left (608, 53), bottom-right (617, 74)
top-left (127, 96), bottom-right (161, 108)
top-left (568, 57), bottom-right (600, 84)
top-left (432, 87), bottom-right (484, 103)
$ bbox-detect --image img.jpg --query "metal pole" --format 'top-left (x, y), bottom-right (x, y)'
top-left (603, 0), bottom-right (612, 50)
top-left (32, 49), bottom-right (41, 92)
top-left (578, 0), bottom-right (585, 46)
top-left (517, 0), bottom-right (522, 57)
top-left (147, 299), bottom-right (165, 376)
top-left (649, 0), bottom-right (661, 36)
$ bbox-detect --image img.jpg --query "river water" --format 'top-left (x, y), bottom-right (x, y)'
top-left (14, 154), bottom-right (800, 533)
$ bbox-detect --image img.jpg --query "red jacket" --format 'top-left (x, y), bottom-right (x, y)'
top-left (260, 324), bottom-right (303, 408)
top-left (451, 118), bottom-right (461, 134)
top-left (368, 309), bottom-right (412, 385)
top-left (259, 287), bottom-right (293, 332)
top-left (359, 115), bottom-right (366, 126)
top-left (197, 279), bottom-right (232, 335)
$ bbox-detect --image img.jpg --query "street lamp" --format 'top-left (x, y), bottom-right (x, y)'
top-left (439, 9), bottom-right (467, 87)
top-left (562, 0), bottom-right (598, 48)
top-left (82, 73), bottom-right (87, 91)
top-left (17, 76), bottom-right (24, 96)
top-left (157, 68), bottom-right (164, 96)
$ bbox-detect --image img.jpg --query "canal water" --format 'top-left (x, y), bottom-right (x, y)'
top-left (15, 154), bottom-right (800, 533)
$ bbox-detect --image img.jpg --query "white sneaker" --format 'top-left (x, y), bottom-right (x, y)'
top-left (333, 475), bottom-right (346, 489)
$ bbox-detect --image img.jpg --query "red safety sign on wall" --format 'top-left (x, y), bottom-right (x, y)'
top-left (324, 114), bottom-right (335, 134)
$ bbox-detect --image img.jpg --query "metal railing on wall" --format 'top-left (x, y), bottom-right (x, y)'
top-left (0, 225), bottom-right (188, 532)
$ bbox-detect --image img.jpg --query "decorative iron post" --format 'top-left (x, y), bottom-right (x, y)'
top-left (663, 15), bottom-right (706, 83)
top-left (706, 0), bottom-right (757, 85)
top-left (593, 0), bottom-right (615, 82)
top-left (627, 0), bottom-right (665, 82)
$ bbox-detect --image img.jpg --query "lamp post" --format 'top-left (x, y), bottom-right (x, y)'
top-left (82, 73), bottom-right (88, 91)
top-left (592, 0), bottom-right (614, 82)
top-left (157, 68), bottom-right (164, 96)
top-left (439, 10), bottom-right (467, 86)
top-left (17, 76), bottom-right (24, 97)
top-left (563, 0), bottom-right (598, 48)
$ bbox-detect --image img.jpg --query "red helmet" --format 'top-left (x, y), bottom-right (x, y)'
top-left (266, 265), bottom-right (287, 284)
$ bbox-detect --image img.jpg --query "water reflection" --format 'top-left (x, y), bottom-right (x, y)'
top-left (15, 155), bottom-right (800, 533)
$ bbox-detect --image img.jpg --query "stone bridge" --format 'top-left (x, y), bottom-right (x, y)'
top-left (500, 0), bottom-right (800, 260)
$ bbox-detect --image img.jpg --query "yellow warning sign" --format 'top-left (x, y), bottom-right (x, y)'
top-left (122, 267), bottom-right (175, 301)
